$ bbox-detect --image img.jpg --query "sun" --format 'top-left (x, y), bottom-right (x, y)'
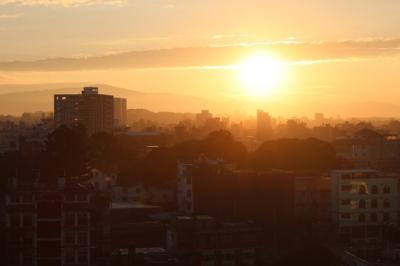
top-left (237, 53), bottom-right (285, 97)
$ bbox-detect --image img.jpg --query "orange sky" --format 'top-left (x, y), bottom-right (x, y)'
top-left (1, 1), bottom-right (400, 116)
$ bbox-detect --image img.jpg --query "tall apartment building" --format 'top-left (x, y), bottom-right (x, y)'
top-left (113, 98), bottom-right (127, 128)
top-left (3, 176), bottom-right (111, 266)
top-left (54, 87), bottom-right (114, 135)
top-left (331, 169), bottom-right (399, 242)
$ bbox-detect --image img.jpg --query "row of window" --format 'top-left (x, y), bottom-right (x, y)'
top-left (7, 193), bottom-right (89, 204)
top-left (341, 199), bottom-right (391, 208)
top-left (64, 212), bottom-right (89, 227)
top-left (8, 194), bottom-right (33, 204)
top-left (341, 173), bottom-right (378, 180)
top-left (341, 212), bottom-right (391, 223)
top-left (7, 212), bottom-right (89, 227)
top-left (7, 214), bottom-right (33, 227)
top-left (64, 248), bottom-right (89, 264)
top-left (64, 231), bottom-right (89, 245)
top-left (341, 184), bottom-right (391, 194)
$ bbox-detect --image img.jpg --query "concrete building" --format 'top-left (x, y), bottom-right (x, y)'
top-left (3, 176), bottom-right (111, 266)
top-left (294, 175), bottom-right (331, 224)
top-left (166, 215), bottom-right (260, 266)
top-left (54, 87), bottom-right (114, 135)
top-left (113, 98), bottom-right (127, 128)
top-left (256, 110), bottom-right (273, 142)
top-left (334, 128), bottom-right (400, 169)
top-left (331, 169), bottom-right (399, 242)
top-left (177, 159), bottom-right (295, 247)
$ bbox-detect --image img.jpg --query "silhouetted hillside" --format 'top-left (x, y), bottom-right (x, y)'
top-left (0, 83), bottom-right (218, 115)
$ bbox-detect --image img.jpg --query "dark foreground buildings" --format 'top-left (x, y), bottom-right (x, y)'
top-left (3, 176), bottom-right (111, 266)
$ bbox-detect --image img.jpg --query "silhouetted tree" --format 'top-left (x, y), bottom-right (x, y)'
top-left (252, 138), bottom-right (338, 171)
top-left (42, 125), bottom-right (89, 179)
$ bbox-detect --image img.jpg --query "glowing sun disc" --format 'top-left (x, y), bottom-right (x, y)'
top-left (238, 53), bottom-right (285, 97)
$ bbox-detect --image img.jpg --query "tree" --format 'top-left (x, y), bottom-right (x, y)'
top-left (251, 138), bottom-right (338, 171)
top-left (42, 125), bottom-right (89, 178)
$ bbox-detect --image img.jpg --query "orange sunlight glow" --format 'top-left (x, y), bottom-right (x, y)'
top-left (237, 53), bottom-right (285, 97)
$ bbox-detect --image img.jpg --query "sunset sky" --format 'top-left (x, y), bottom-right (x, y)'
top-left (1, 0), bottom-right (400, 114)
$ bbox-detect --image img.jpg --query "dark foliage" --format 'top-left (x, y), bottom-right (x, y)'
top-left (252, 138), bottom-right (339, 171)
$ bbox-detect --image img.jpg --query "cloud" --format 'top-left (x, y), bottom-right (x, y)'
top-left (0, 38), bottom-right (400, 71)
top-left (0, 0), bottom-right (126, 7)
top-left (0, 13), bottom-right (23, 18)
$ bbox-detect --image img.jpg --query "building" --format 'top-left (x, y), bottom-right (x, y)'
top-left (177, 159), bottom-right (295, 245)
top-left (256, 110), bottom-right (273, 142)
top-left (334, 128), bottom-right (400, 169)
top-left (166, 215), bottom-right (260, 266)
top-left (331, 169), bottom-right (399, 242)
top-left (3, 176), bottom-right (111, 266)
top-left (294, 175), bottom-right (331, 224)
top-left (314, 112), bottom-right (325, 126)
top-left (54, 87), bottom-right (114, 135)
top-left (113, 98), bottom-right (127, 128)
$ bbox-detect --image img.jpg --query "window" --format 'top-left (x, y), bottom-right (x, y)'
top-left (359, 199), bottom-right (366, 209)
top-left (383, 199), bottom-right (391, 208)
top-left (9, 194), bottom-right (19, 203)
top-left (21, 194), bottom-right (32, 203)
top-left (341, 199), bottom-right (351, 205)
top-left (358, 213), bottom-right (366, 223)
top-left (186, 176), bottom-right (192, 185)
top-left (22, 215), bottom-right (32, 227)
top-left (77, 232), bottom-right (88, 245)
top-left (341, 213), bottom-right (350, 219)
top-left (65, 212), bottom-right (75, 226)
top-left (371, 199), bottom-right (378, 208)
top-left (370, 213), bottom-right (378, 223)
top-left (65, 194), bottom-right (75, 202)
top-left (76, 194), bottom-right (88, 202)
top-left (341, 174), bottom-right (351, 180)
top-left (22, 232), bottom-right (33, 245)
top-left (383, 213), bottom-right (390, 222)
top-left (341, 185), bottom-right (352, 192)
top-left (64, 231), bottom-right (75, 245)
top-left (77, 248), bottom-right (88, 263)
top-left (65, 248), bottom-right (75, 264)
top-left (371, 185), bottom-right (378, 194)
top-left (77, 213), bottom-right (88, 226)
top-left (9, 214), bottom-right (20, 227)
top-left (383, 185), bottom-right (390, 194)
top-left (186, 189), bottom-right (192, 198)
top-left (359, 185), bottom-right (366, 194)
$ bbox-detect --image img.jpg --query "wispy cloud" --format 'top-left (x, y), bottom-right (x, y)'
top-left (0, 13), bottom-right (23, 19)
top-left (0, 0), bottom-right (126, 7)
top-left (0, 38), bottom-right (400, 71)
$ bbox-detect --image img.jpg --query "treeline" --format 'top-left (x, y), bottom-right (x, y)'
top-left (0, 126), bottom-right (343, 188)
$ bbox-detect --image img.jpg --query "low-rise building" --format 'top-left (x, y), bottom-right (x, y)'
top-left (331, 169), bottom-right (399, 242)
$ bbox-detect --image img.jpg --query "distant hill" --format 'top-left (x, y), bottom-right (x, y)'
top-left (127, 109), bottom-right (196, 125)
top-left (0, 83), bottom-right (219, 115)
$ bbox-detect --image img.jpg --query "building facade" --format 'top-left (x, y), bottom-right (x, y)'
top-left (54, 87), bottom-right (114, 135)
top-left (331, 169), bottom-right (399, 242)
top-left (3, 176), bottom-right (111, 266)
top-left (113, 98), bottom-right (127, 128)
